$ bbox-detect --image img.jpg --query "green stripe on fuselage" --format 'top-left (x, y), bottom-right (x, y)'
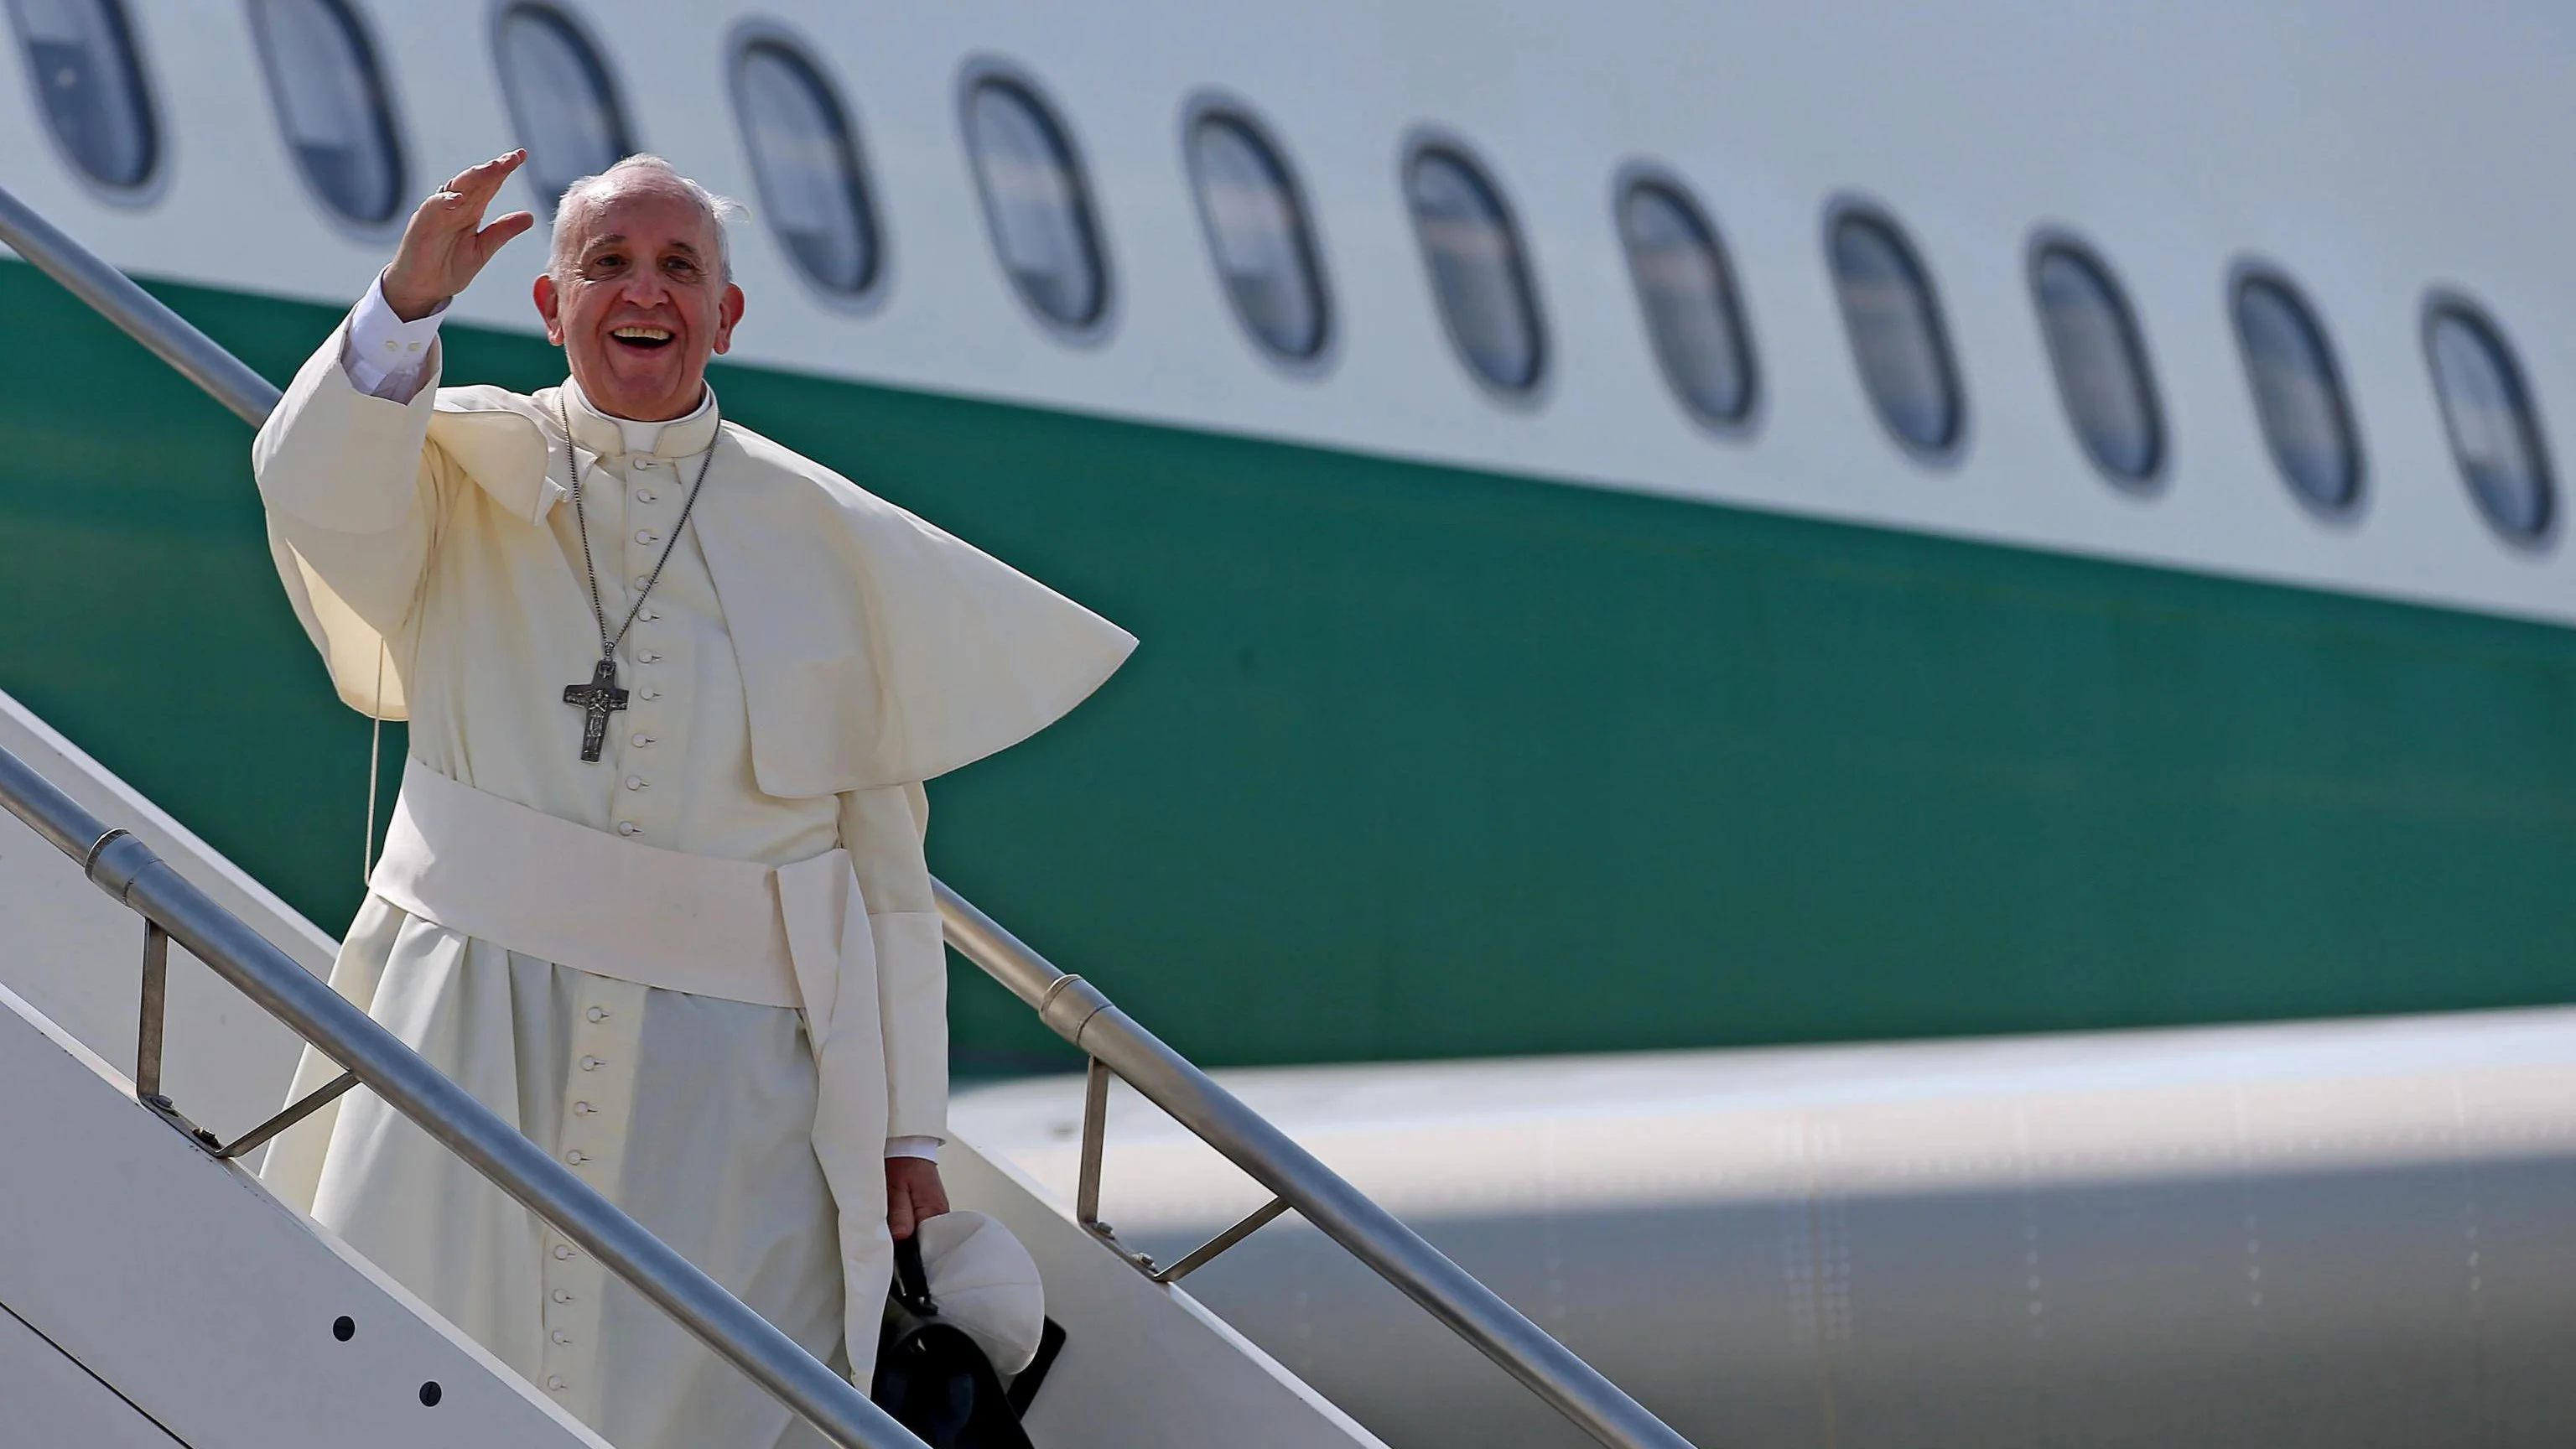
top-left (6, 258), bottom-right (2573, 1073)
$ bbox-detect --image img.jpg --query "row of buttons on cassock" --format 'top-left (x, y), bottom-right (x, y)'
top-left (615, 467), bottom-right (670, 839)
top-left (546, 1000), bottom-right (619, 1395)
top-left (573, 459), bottom-right (682, 1389)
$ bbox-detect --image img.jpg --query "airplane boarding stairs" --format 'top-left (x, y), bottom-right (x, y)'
top-left (0, 691), bottom-right (1382, 1449)
top-left (0, 182), bottom-right (1697, 1449)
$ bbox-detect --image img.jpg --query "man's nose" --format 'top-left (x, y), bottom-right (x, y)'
top-left (615, 270), bottom-right (671, 306)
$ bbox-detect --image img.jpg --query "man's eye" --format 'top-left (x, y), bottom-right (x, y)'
top-left (587, 254), bottom-right (624, 273)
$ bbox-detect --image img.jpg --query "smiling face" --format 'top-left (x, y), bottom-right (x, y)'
top-left (533, 181), bottom-right (745, 422)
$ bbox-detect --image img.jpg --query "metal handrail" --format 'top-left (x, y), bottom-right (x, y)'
top-left (0, 185), bottom-right (280, 426)
top-left (0, 745), bottom-right (923, 1449)
top-left (0, 179), bottom-right (1696, 1449)
top-left (937, 888), bottom-right (1696, 1449)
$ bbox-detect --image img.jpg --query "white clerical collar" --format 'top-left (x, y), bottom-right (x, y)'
top-left (559, 377), bottom-right (718, 460)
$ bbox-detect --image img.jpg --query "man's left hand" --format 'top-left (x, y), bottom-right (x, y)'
top-left (886, 1157), bottom-right (949, 1240)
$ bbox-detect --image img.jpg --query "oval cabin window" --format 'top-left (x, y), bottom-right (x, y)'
top-left (2424, 301), bottom-right (2554, 542)
top-left (2031, 239), bottom-right (2163, 485)
top-left (8, 0), bottom-right (157, 190)
top-left (1187, 110), bottom-right (1328, 362)
top-left (2231, 272), bottom-right (2362, 514)
top-left (1618, 177), bottom-right (1756, 426)
top-left (250, 0), bottom-right (403, 225)
top-left (963, 75), bottom-right (1109, 331)
top-left (1405, 143), bottom-right (1545, 396)
top-left (1829, 209), bottom-right (1962, 456)
top-left (496, 4), bottom-right (633, 210)
top-left (731, 39), bottom-right (880, 296)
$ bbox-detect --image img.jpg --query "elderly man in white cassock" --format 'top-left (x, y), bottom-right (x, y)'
top-left (251, 148), bottom-right (1132, 1446)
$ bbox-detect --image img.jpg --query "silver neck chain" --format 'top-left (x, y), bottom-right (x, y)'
top-left (554, 394), bottom-right (719, 665)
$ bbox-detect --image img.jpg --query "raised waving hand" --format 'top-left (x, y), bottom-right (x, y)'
top-left (381, 150), bottom-right (537, 322)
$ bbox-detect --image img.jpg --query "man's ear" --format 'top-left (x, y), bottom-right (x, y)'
top-left (711, 282), bottom-right (745, 356)
top-left (533, 273), bottom-right (565, 346)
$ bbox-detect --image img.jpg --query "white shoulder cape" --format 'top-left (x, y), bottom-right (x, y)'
top-left (270, 382), bottom-right (1135, 792)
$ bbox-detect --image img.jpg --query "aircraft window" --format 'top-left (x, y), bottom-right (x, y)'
top-left (2231, 272), bottom-right (2361, 513)
top-left (963, 73), bottom-right (1109, 332)
top-left (2424, 300), bottom-right (2554, 542)
top-left (249, 0), bottom-right (403, 225)
top-left (1617, 176), bottom-right (1755, 426)
top-left (495, 4), bottom-right (633, 213)
top-left (1405, 143), bottom-right (1545, 395)
top-left (1830, 208), bottom-right (1961, 455)
top-left (1187, 108), bottom-right (1328, 362)
top-left (8, 0), bottom-right (156, 190)
top-left (730, 38), bottom-right (880, 296)
top-left (2030, 239), bottom-right (2163, 485)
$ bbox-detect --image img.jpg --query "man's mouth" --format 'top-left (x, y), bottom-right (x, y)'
top-left (610, 325), bottom-right (676, 351)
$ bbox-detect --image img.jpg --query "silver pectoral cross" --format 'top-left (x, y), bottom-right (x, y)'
top-left (561, 657), bottom-right (628, 762)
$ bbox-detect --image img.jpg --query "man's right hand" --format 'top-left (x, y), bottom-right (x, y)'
top-left (381, 150), bottom-right (537, 322)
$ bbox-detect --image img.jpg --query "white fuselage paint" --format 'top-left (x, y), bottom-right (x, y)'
top-left (3, 2), bottom-right (2568, 624)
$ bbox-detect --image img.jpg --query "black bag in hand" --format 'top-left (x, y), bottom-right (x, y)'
top-left (870, 1233), bottom-right (1063, 1448)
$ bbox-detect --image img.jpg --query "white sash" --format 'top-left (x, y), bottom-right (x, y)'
top-left (368, 759), bottom-right (896, 1370)
top-left (371, 758), bottom-right (812, 1007)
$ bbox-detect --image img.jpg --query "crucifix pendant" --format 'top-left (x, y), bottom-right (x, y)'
top-left (561, 656), bottom-right (628, 762)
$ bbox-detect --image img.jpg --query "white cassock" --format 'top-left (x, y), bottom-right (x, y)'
top-left (251, 282), bottom-right (1132, 1447)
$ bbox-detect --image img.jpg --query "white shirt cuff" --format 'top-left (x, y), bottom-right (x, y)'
top-left (884, 1135), bottom-right (942, 1164)
top-left (339, 273), bottom-right (446, 401)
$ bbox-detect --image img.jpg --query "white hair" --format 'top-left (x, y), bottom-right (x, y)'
top-left (548, 154), bottom-right (747, 283)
